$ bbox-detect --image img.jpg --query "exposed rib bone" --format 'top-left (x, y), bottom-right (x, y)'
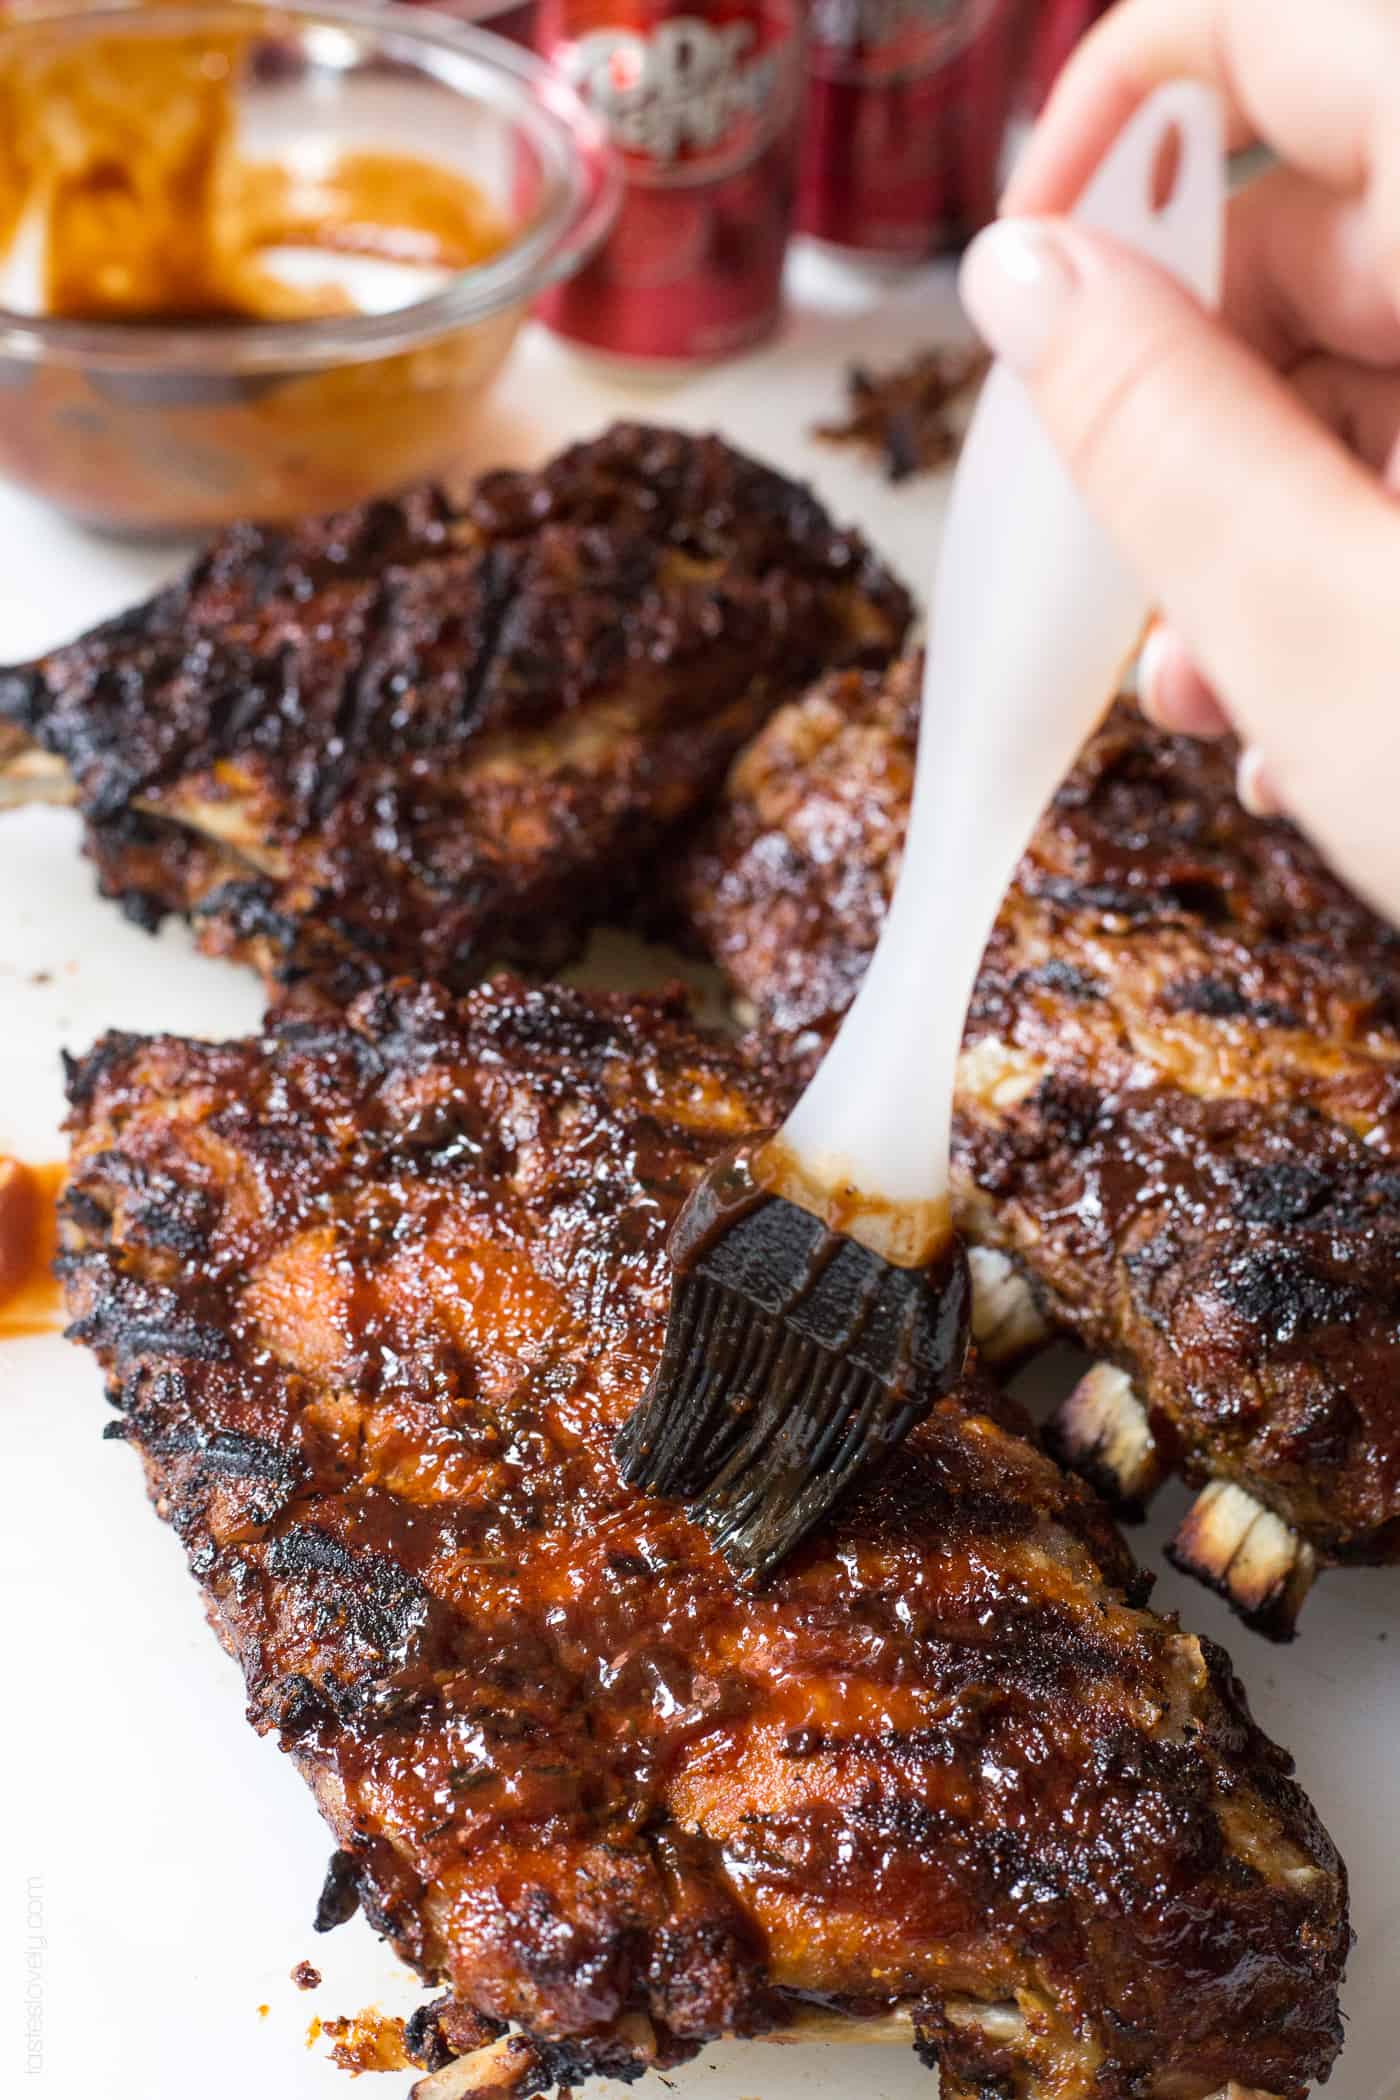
top-left (942, 1997), bottom-right (1026, 2043)
top-left (411, 2035), bottom-right (541, 2099)
top-left (409, 2006), bottom-right (914, 2096)
top-left (967, 1245), bottom-right (1052, 1367)
top-left (762, 2006), bottom-right (914, 2045)
top-left (0, 727), bottom-right (75, 808)
top-left (1169, 1481), bottom-right (1318, 1640)
top-left (1048, 1363), bottom-right (1165, 1514)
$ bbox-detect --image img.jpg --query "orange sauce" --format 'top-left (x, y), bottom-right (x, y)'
top-left (0, 1159), bottom-right (65, 1340)
top-left (0, 23), bottom-right (511, 324)
top-left (318, 2009), bottom-right (413, 2074)
top-left (0, 14), bottom-right (523, 529)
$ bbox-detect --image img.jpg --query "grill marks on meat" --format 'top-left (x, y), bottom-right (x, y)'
top-left (0, 426), bottom-right (910, 1007)
top-left (60, 976), bottom-right (1346, 2099)
top-left (678, 661), bottom-right (1400, 1590)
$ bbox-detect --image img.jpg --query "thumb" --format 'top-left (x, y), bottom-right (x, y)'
top-left (958, 218), bottom-right (1400, 917)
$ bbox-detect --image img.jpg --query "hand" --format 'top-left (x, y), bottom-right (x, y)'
top-left (958, 0), bottom-right (1400, 921)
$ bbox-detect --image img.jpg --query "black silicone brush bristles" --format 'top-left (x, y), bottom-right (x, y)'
top-left (616, 1145), bottom-right (971, 1580)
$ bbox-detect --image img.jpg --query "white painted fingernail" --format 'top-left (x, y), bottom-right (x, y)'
top-left (959, 220), bottom-right (1080, 376)
top-left (1137, 625), bottom-right (1169, 721)
top-left (1237, 746), bottom-right (1283, 817)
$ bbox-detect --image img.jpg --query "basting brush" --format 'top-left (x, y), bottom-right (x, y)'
top-left (619, 82), bottom-right (1225, 1580)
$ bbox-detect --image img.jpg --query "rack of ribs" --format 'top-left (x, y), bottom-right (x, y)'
top-left (60, 974), bottom-right (1346, 2100)
top-left (0, 423), bottom-right (910, 1010)
top-left (678, 657), bottom-right (1400, 1636)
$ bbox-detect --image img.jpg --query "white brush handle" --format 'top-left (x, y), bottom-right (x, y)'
top-left (769, 83), bottom-right (1225, 1264)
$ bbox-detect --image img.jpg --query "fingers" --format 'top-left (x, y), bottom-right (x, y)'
top-left (1004, 0), bottom-right (1399, 214)
top-left (1235, 745), bottom-right (1285, 817)
top-left (1224, 166), bottom-right (1400, 368)
top-left (959, 216), bottom-right (1400, 917)
top-left (1139, 631), bottom-right (1284, 818)
top-left (1139, 626), bottom-right (1230, 736)
top-left (1291, 354), bottom-right (1400, 479)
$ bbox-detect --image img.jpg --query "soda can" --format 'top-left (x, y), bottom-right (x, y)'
top-left (797, 0), bottom-right (1024, 259)
top-left (1024, 0), bottom-right (1113, 112)
top-left (534, 0), bottom-right (803, 363)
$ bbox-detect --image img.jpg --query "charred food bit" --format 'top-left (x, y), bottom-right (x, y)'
top-left (678, 658), bottom-right (1400, 1630)
top-left (320, 2009), bottom-right (415, 2074)
top-left (814, 348), bottom-right (987, 483)
top-left (61, 975), bottom-right (1346, 2099)
top-left (0, 424), bottom-right (910, 1010)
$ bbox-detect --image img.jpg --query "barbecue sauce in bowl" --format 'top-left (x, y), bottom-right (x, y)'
top-left (0, 26), bottom-right (511, 324)
top-left (0, 13), bottom-right (526, 531)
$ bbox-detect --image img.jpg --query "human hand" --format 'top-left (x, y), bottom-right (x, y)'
top-left (958, 0), bottom-right (1400, 921)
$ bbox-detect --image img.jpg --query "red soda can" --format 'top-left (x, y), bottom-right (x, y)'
top-left (535, 0), bottom-right (802, 362)
top-left (797, 0), bottom-right (1023, 258)
top-left (1024, 0), bottom-right (1113, 112)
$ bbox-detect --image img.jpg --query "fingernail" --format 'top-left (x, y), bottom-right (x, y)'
top-left (1137, 627), bottom-right (1232, 739)
top-left (1137, 624), bottom-right (1170, 724)
top-left (959, 220), bottom-right (1080, 376)
top-left (1237, 746), bottom-right (1284, 818)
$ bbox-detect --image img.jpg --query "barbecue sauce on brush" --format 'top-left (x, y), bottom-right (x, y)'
top-left (0, 1160), bottom-right (64, 1339)
top-left (0, 27), bottom-right (511, 325)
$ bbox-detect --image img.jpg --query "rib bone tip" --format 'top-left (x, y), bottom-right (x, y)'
top-left (410, 2036), bottom-right (538, 2100)
top-left (1048, 1362), bottom-right (1164, 1514)
top-left (1169, 1479), bottom-right (1317, 1639)
top-left (967, 1246), bottom-right (1052, 1367)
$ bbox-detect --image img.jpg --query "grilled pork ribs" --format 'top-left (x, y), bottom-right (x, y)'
top-left (0, 425), bottom-right (909, 1008)
top-left (61, 976), bottom-right (1347, 2100)
top-left (679, 658), bottom-right (1400, 1635)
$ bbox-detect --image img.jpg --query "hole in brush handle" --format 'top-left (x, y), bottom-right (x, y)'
top-left (1150, 119), bottom-right (1183, 213)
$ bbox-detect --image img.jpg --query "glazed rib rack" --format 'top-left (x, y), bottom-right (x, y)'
top-left (0, 423), bottom-right (910, 1008)
top-left (679, 659), bottom-right (1400, 1635)
top-left (60, 974), bottom-right (1347, 2100)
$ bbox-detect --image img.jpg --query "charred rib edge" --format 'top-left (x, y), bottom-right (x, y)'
top-left (410, 2010), bottom-right (919, 2098)
top-left (1047, 1362), bottom-right (1165, 1514)
top-left (409, 2005), bottom-right (1284, 2099)
top-left (1168, 1480), bottom-right (1318, 1640)
top-left (967, 1246), bottom-right (1052, 1367)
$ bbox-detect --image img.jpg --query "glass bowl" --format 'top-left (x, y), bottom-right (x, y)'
top-left (0, 0), bottom-right (617, 535)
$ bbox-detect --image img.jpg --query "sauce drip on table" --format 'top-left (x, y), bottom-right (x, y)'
top-left (0, 1159), bottom-right (64, 1340)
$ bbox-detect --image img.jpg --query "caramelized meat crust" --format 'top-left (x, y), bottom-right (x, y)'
top-left (679, 661), bottom-right (1400, 1568)
top-left (0, 424), bottom-right (910, 1005)
top-left (61, 975), bottom-right (1346, 2098)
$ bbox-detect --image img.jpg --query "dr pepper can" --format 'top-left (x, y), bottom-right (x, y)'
top-left (797, 0), bottom-right (1023, 258)
top-left (1024, 0), bottom-right (1114, 111)
top-left (535, 0), bottom-right (802, 362)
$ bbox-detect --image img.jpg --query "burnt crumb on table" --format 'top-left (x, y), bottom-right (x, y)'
top-left (814, 347), bottom-right (988, 483)
top-left (291, 1961), bottom-right (322, 1991)
top-left (320, 2009), bottom-right (413, 2074)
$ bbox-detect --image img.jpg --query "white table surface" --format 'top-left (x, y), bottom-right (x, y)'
top-left (2, 248), bottom-right (1397, 2100)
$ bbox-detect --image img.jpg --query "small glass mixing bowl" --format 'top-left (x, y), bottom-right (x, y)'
top-left (0, 0), bottom-right (617, 535)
